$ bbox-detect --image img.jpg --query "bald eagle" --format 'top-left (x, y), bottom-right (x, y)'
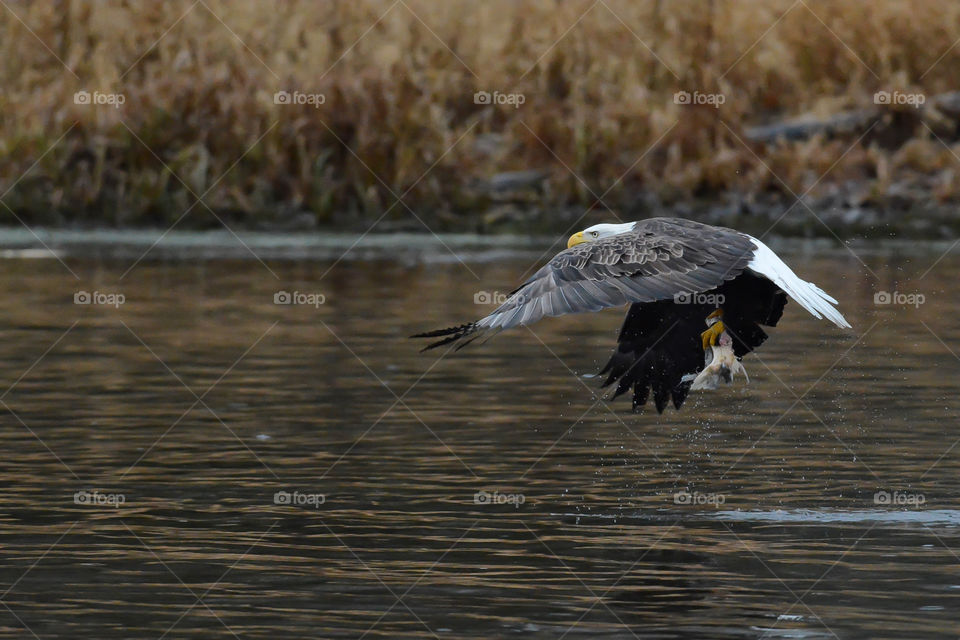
top-left (413, 218), bottom-right (851, 413)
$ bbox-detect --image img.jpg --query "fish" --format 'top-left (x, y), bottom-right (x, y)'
top-left (682, 327), bottom-right (749, 391)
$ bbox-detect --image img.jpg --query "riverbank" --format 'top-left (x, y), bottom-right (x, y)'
top-left (0, 226), bottom-right (952, 265)
top-left (5, 1), bottom-right (960, 238)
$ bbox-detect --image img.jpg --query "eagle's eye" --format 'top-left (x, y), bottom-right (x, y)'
top-left (591, 231), bottom-right (599, 238)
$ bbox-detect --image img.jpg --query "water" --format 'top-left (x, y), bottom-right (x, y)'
top-left (0, 230), bottom-right (957, 638)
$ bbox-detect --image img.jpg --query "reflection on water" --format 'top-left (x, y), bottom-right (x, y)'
top-left (0, 234), bottom-right (957, 639)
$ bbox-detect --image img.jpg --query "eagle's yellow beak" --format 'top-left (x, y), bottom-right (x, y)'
top-left (567, 231), bottom-right (586, 248)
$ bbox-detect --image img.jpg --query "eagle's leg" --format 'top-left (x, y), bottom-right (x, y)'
top-left (700, 309), bottom-right (725, 350)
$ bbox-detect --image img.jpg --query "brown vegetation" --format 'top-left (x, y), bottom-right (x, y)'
top-left (3, 0), bottom-right (960, 233)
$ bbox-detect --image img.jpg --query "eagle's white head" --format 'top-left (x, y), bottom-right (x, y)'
top-left (567, 222), bottom-right (636, 248)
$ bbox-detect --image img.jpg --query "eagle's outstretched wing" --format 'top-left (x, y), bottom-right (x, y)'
top-left (413, 218), bottom-right (756, 350)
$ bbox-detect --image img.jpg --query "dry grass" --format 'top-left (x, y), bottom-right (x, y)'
top-left (3, 0), bottom-right (960, 231)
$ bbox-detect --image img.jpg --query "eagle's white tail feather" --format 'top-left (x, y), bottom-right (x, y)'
top-left (806, 280), bottom-right (839, 304)
top-left (745, 236), bottom-right (851, 329)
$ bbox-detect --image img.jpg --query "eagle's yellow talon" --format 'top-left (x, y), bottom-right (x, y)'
top-left (700, 320), bottom-right (725, 350)
top-left (706, 309), bottom-right (724, 320)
